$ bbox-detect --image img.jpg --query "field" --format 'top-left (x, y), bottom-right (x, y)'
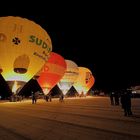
top-left (0, 96), bottom-right (140, 140)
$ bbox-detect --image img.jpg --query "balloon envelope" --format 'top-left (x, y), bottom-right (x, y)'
top-left (57, 60), bottom-right (79, 95)
top-left (37, 52), bottom-right (66, 95)
top-left (73, 67), bottom-right (95, 95)
top-left (0, 16), bottom-right (52, 83)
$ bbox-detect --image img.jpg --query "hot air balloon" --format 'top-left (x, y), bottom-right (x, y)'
top-left (0, 16), bottom-right (52, 94)
top-left (73, 67), bottom-right (95, 96)
top-left (57, 60), bottom-right (79, 95)
top-left (37, 52), bottom-right (66, 95)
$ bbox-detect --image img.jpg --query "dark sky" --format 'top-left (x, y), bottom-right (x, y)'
top-left (19, 14), bottom-right (139, 91)
top-left (0, 4), bottom-right (139, 92)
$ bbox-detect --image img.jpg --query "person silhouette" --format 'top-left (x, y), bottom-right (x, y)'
top-left (32, 91), bottom-right (37, 104)
top-left (45, 95), bottom-right (49, 102)
top-left (109, 91), bottom-right (115, 105)
top-left (121, 89), bottom-right (133, 116)
top-left (114, 91), bottom-right (120, 105)
top-left (59, 93), bottom-right (64, 102)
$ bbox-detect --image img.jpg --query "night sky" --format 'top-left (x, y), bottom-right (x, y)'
top-left (0, 5), bottom-right (139, 92)
top-left (19, 14), bottom-right (139, 91)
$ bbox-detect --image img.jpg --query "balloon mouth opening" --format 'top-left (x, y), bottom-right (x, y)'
top-left (0, 69), bottom-right (3, 73)
top-left (14, 68), bottom-right (27, 74)
top-left (7, 80), bottom-right (26, 95)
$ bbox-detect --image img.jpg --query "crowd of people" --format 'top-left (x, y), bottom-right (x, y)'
top-left (9, 90), bottom-right (65, 104)
top-left (9, 88), bottom-right (134, 117)
top-left (31, 91), bottom-right (64, 104)
top-left (109, 89), bottom-right (133, 116)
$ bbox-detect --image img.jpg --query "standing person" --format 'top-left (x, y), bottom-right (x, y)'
top-left (121, 89), bottom-right (133, 116)
top-left (114, 91), bottom-right (120, 105)
top-left (59, 93), bottom-right (64, 102)
top-left (61, 93), bottom-right (64, 102)
top-left (48, 90), bottom-right (52, 102)
top-left (32, 91), bottom-right (37, 104)
top-left (109, 91), bottom-right (115, 105)
top-left (45, 95), bottom-right (49, 102)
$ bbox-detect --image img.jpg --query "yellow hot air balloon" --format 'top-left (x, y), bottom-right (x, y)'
top-left (0, 16), bottom-right (52, 93)
top-left (37, 52), bottom-right (66, 95)
top-left (73, 67), bottom-right (95, 96)
top-left (57, 60), bottom-right (79, 95)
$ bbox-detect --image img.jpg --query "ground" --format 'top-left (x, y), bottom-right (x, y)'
top-left (0, 96), bottom-right (140, 140)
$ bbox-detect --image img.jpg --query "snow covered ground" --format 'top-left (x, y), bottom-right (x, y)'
top-left (0, 96), bottom-right (140, 140)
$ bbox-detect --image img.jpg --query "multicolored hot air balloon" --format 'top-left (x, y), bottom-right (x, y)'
top-left (0, 16), bottom-right (52, 93)
top-left (37, 52), bottom-right (66, 95)
top-left (73, 67), bottom-right (95, 96)
top-left (57, 60), bottom-right (79, 95)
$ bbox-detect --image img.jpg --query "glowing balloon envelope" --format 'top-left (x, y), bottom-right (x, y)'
top-left (73, 67), bottom-right (95, 95)
top-left (57, 60), bottom-right (79, 95)
top-left (0, 16), bottom-right (52, 91)
top-left (37, 52), bottom-right (66, 95)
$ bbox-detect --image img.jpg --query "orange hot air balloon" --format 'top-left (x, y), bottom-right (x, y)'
top-left (73, 67), bottom-right (95, 95)
top-left (37, 52), bottom-right (66, 95)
